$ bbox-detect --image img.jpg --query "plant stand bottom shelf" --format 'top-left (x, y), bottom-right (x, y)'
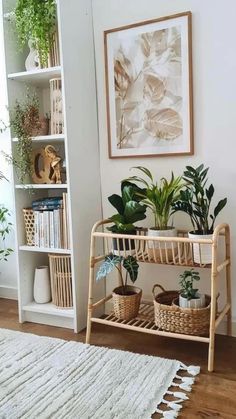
top-left (90, 301), bottom-right (210, 343)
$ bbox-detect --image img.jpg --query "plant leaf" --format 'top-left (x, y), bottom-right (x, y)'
top-left (214, 198), bottom-right (227, 218)
top-left (144, 108), bottom-right (182, 140)
top-left (123, 255), bottom-right (139, 283)
top-left (108, 194), bottom-right (124, 215)
top-left (96, 254), bottom-right (122, 281)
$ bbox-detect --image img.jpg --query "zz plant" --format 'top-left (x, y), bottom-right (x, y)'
top-left (172, 164), bottom-right (227, 234)
top-left (14, 0), bottom-right (57, 67)
top-left (96, 253), bottom-right (139, 295)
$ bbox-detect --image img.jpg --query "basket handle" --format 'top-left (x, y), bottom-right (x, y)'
top-left (152, 284), bottom-right (166, 299)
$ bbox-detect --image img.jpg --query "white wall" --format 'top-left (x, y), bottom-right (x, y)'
top-left (0, 1), bottom-right (17, 299)
top-left (92, 0), bottom-right (236, 325)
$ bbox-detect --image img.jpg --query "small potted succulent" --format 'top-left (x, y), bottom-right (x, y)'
top-left (96, 253), bottom-right (141, 320)
top-left (126, 166), bottom-right (183, 259)
top-left (172, 164), bottom-right (227, 264)
top-left (107, 181), bottom-right (146, 253)
top-left (178, 269), bottom-right (205, 309)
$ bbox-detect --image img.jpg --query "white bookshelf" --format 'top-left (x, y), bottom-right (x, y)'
top-left (2, 0), bottom-right (104, 332)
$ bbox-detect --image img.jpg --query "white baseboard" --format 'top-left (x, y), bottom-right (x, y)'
top-left (0, 285), bottom-right (18, 300)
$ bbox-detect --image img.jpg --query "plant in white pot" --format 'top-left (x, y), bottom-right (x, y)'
top-left (96, 253), bottom-right (141, 320)
top-left (126, 166), bottom-right (183, 260)
top-left (172, 164), bottom-right (227, 264)
top-left (179, 269), bottom-right (205, 309)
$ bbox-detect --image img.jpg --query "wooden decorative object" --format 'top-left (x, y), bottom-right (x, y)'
top-left (152, 284), bottom-right (213, 336)
top-left (86, 220), bottom-right (232, 372)
top-left (50, 78), bottom-right (64, 134)
top-left (49, 254), bottom-right (73, 308)
top-left (31, 147), bottom-right (51, 184)
top-left (23, 208), bottom-right (35, 245)
top-left (45, 145), bottom-right (62, 184)
top-left (39, 28), bottom-right (60, 69)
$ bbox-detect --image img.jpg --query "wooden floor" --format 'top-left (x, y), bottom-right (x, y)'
top-left (1, 299), bottom-right (236, 419)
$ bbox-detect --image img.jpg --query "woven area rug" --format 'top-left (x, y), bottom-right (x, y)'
top-left (0, 329), bottom-right (200, 419)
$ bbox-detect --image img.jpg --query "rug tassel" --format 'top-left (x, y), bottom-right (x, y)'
top-left (179, 382), bottom-right (192, 392)
top-left (180, 363), bottom-right (200, 376)
top-left (155, 408), bottom-right (179, 418)
top-left (173, 391), bottom-right (189, 400)
top-left (175, 374), bottom-right (195, 385)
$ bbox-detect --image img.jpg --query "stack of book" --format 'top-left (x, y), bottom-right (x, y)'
top-left (32, 193), bottom-right (70, 249)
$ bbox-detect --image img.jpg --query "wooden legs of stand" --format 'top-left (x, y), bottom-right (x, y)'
top-left (86, 256), bottom-right (95, 344)
top-left (208, 279), bottom-right (217, 372)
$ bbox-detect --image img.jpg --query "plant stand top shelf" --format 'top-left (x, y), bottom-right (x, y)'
top-left (90, 219), bottom-right (230, 269)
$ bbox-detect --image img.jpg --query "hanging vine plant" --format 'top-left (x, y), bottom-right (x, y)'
top-left (14, 0), bottom-right (57, 67)
top-left (3, 92), bottom-right (40, 184)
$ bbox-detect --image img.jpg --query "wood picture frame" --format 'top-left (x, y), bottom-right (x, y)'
top-left (104, 11), bottom-right (193, 158)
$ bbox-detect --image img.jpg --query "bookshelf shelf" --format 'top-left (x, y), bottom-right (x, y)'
top-left (23, 301), bottom-right (74, 318)
top-left (19, 245), bottom-right (71, 254)
top-left (15, 184), bottom-right (68, 189)
top-left (8, 66), bottom-right (62, 87)
top-left (12, 134), bottom-right (65, 143)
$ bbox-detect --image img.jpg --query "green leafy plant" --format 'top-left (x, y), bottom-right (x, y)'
top-left (3, 92), bottom-right (40, 184)
top-left (108, 181), bottom-right (147, 233)
top-left (126, 166), bottom-right (183, 230)
top-left (179, 269), bottom-right (200, 300)
top-left (0, 206), bottom-right (13, 262)
top-left (96, 253), bottom-right (139, 295)
top-left (172, 164), bottom-right (227, 234)
top-left (14, 0), bottom-right (57, 67)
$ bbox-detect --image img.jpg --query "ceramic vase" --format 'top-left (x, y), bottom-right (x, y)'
top-left (33, 266), bottom-right (51, 303)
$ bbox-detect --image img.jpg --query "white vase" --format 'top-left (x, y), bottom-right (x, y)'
top-left (188, 232), bottom-right (213, 264)
top-left (147, 227), bottom-right (177, 261)
top-left (179, 293), bottom-right (206, 309)
top-left (33, 266), bottom-right (51, 304)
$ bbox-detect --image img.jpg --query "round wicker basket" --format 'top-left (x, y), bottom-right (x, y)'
top-left (112, 285), bottom-right (142, 321)
top-left (153, 284), bottom-right (212, 336)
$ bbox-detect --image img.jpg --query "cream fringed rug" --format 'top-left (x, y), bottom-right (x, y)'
top-left (0, 329), bottom-right (200, 419)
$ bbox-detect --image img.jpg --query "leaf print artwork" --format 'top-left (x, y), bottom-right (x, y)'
top-left (105, 12), bottom-right (193, 157)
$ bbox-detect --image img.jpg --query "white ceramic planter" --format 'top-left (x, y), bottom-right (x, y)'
top-left (147, 227), bottom-right (177, 261)
top-left (179, 293), bottom-right (206, 309)
top-left (188, 232), bottom-right (213, 264)
top-left (33, 266), bottom-right (51, 304)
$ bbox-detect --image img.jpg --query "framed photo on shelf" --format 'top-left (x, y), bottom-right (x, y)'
top-left (104, 12), bottom-right (193, 158)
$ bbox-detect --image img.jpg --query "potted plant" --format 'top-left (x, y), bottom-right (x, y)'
top-left (172, 164), bottom-right (227, 264)
top-left (96, 253), bottom-right (141, 320)
top-left (108, 181), bottom-right (146, 253)
top-left (178, 269), bottom-right (205, 309)
top-left (13, 0), bottom-right (57, 68)
top-left (3, 92), bottom-right (48, 184)
top-left (126, 166), bottom-right (183, 259)
top-left (0, 206), bottom-right (13, 262)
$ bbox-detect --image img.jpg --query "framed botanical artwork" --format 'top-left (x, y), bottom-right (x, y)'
top-left (104, 12), bottom-right (193, 158)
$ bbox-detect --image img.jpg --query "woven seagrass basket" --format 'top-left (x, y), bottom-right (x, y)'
top-left (153, 284), bottom-right (212, 336)
top-left (112, 285), bottom-right (142, 321)
top-left (23, 208), bottom-right (35, 246)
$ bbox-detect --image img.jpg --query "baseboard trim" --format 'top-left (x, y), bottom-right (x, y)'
top-left (0, 285), bottom-right (18, 300)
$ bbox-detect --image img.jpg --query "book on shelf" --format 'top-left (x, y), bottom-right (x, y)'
top-left (31, 193), bottom-right (70, 250)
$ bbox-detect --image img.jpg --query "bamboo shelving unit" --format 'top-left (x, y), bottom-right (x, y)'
top-left (86, 220), bottom-right (232, 372)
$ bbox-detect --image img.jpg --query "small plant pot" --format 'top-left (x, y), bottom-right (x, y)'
top-left (112, 231), bottom-right (136, 256)
top-left (147, 227), bottom-right (177, 261)
top-left (112, 285), bottom-right (142, 320)
top-left (179, 293), bottom-right (206, 309)
top-left (188, 231), bottom-right (213, 264)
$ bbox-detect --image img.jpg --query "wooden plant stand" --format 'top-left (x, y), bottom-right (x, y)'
top-left (86, 220), bottom-right (232, 372)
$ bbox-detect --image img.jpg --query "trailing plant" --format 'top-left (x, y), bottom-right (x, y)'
top-left (14, 0), bottom-right (57, 67)
top-left (126, 166), bottom-right (183, 230)
top-left (108, 181), bottom-right (147, 234)
top-left (0, 206), bottom-right (13, 262)
top-left (3, 92), bottom-right (40, 183)
top-left (172, 164), bottom-right (227, 234)
top-left (96, 253), bottom-right (139, 295)
top-left (179, 269), bottom-right (200, 300)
